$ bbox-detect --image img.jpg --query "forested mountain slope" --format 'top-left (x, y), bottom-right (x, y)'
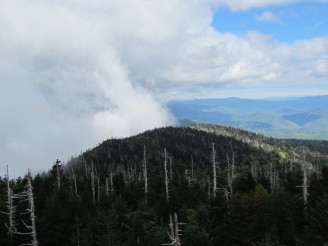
top-left (1, 125), bottom-right (328, 245)
top-left (168, 96), bottom-right (328, 140)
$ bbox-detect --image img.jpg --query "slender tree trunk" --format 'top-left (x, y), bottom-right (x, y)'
top-left (91, 162), bottom-right (96, 205)
top-left (110, 171), bottom-right (114, 196)
top-left (169, 155), bottom-right (173, 181)
top-left (6, 165), bottom-right (16, 241)
top-left (56, 159), bottom-right (61, 190)
top-left (212, 143), bottom-right (217, 198)
top-left (302, 147), bottom-right (309, 205)
top-left (164, 148), bottom-right (169, 203)
top-left (97, 176), bottom-right (100, 205)
top-left (72, 169), bottom-right (78, 197)
top-left (143, 145), bottom-right (148, 204)
top-left (106, 178), bottom-right (109, 197)
top-left (27, 170), bottom-right (38, 246)
top-left (191, 156), bottom-right (194, 183)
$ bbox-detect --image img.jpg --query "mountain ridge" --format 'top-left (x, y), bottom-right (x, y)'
top-left (168, 95), bottom-right (328, 140)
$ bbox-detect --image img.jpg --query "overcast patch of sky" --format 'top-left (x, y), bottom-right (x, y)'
top-left (211, 2), bottom-right (328, 43)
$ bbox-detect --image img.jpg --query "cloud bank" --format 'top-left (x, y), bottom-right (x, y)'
top-left (0, 0), bottom-right (327, 175)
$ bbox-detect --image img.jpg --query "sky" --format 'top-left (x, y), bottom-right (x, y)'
top-left (0, 0), bottom-right (327, 177)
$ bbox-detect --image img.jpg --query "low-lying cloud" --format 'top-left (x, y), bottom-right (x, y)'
top-left (0, 0), bottom-right (327, 176)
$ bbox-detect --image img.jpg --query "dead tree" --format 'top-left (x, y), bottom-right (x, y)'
top-left (231, 151), bottom-right (236, 185)
top-left (110, 171), bottom-right (114, 196)
top-left (105, 177), bottom-right (110, 197)
top-left (302, 147), bottom-right (309, 205)
top-left (191, 156), bottom-right (195, 183)
top-left (207, 177), bottom-right (211, 200)
top-left (162, 213), bottom-right (184, 246)
top-left (97, 176), bottom-right (100, 205)
top-left (91, 161), bottom-right (96, 205)
top-left (26, 170), bottom-right (38, 246)
top-left (143, 145), bottom-right (148, 203)
top-left (84, 161), bottom-right (89, 178)
top-left (211, 143), bottom-right (218, 198)
top-left (71, 169), bottom-right (78, 197)
top-left (169, 155), bottom-right (173, 181)
top-left (55, 159), bottom-right (61, 190)
top-left (3, 165), bottom-right (17, 238)
top-left (12, 170), bottom-right (39, 246)
top-left (164, 148), bottom-right (170, 203)
top-left (227, 151), bottom-right (236, 194)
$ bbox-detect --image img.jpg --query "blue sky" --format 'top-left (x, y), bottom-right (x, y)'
top-left (212, 2), bottom-right (328, 43)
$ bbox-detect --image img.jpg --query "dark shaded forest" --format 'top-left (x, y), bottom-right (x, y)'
top-left (1, 125), bottom-right (328, 245)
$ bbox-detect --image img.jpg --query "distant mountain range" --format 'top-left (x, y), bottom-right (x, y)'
top-left (168, 95), bottom-right (328, 140)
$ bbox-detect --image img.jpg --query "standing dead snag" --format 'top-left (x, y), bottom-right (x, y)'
top-left (226, 152), bottom-right (236, 194)
top-left (143, 145), bottom-right (148, 203)
top-left (169, 155), bottom-right (173, 181)
top-left (4, 165), bottom-right (17, 237)
top-left (11, 170), bottom-right (39, 246)
top-left (27, 170), bottom-right (38, 246)
top-left (91, 161), bottom-right (96, 205)
top-left (105, 177), bottom-right (110, 197)
top-left (164, 148), bottom-right (170, 203)
top-left (55, 159), bottom-right (61, 190)
top-left (162, 213), bottom-right (184, 246)
top-left (71, 169), bottom-right (78, 197)
top-left (251, 161), bottom-right (258, 183)
top-left (302, 147), bottom-right (309, 205)
top-left (212, 143), bottom-right (218, 198)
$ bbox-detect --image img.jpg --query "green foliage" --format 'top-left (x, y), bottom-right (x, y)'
top-left (1, 125), bottom-right (328, 245)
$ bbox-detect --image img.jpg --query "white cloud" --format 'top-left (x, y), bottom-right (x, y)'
top-left (309, 60), bottom-right (328, 77)
top-left (256, 11), bottom-right (280, 22)
top-left (0, 0), bottom-right (327, 176)
top-left (0, 0), bottom-right (191, 175)
top-left (211, 0), bottom-right (298, 11)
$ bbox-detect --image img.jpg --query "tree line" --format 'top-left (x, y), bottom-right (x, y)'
top-left (1, 125), bottom-right (328, 245)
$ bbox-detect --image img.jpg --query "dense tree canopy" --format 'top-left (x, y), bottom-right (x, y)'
top-left (1, 125), bottom-right (328, 245)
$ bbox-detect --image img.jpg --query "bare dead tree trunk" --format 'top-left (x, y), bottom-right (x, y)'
top-left (143, 145), bottom-right (148, 203)
top-left (302, 147), bottom-right (309, 205)
top-left (5, 165), bottom-right (16, 239)
top-left (105, 178), bottom-right (109, 197)
top-left (27, 170), bottom-right (38, 246)
top-left (4, 170), bottom-right (39, 245)
top-left (164, 148), bottom-right (170, 203)
top-left (91, 162), bottom-right (96, 206)
top-left (169, 155), bottom-right (173, 181)
top-left (56, 159), bottom-right (61, 190)
top-left (162, 213), bottom-right (183, 246)
top-left (212, 143), bottom-right (217, 198)
top-left (231, 151), bottom-right (236, 186)
top-left (84, 161), bottom-right (89, 178)
top-left (227, 152), bottom-right (236, 194)
top-left (227, 153), bottom-right (231, 189)
top-left (97, 176), bottom-right (100, 205)
top-left (110, 171), bottom-right (114, 196)
top-left (191, 156), bottom-right (194, 183)
top-left (173, 213), bottom-right (182, 246)
top-left (71, 169), bottom-right (78, 197)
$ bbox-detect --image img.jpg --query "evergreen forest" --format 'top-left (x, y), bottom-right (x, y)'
top-left (1, 124), bottom-right (328, 246)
